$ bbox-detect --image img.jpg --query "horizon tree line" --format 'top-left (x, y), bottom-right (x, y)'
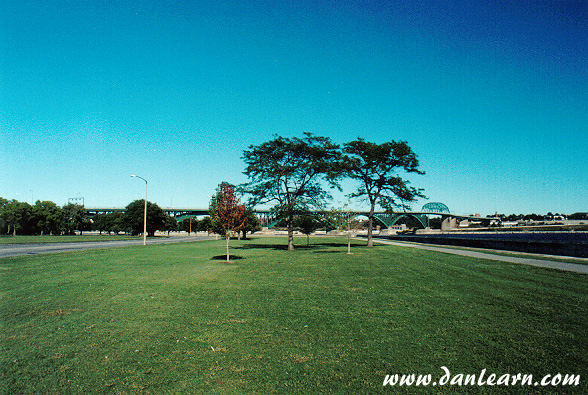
top-left (0, 195), bottom-right (261, 238)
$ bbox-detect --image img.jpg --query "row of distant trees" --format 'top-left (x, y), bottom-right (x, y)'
top-left (0, 197), bottom-right (254, 237)
top-left (0, 198), bottom-right (92, 236)
top-left (0, 183), bottom-right (359, 240)
top-left (495, 213), bottom-right (586, 222)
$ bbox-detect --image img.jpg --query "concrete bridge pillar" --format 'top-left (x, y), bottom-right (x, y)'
top-left (441, 217), bottom-right (458, 231)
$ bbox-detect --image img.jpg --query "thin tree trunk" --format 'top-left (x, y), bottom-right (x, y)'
top-left (367, 203), bottom-right (375, 247)
top-left (226, 235), bottom-right (230, 262)
top-left (287, 215), bottom-right (294, 251)
top-left (347, 229), bottom-right (352, 254)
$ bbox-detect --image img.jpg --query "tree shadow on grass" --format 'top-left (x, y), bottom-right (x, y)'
top-left (232, 243), bottom-right (290, 251)
top-left (232, 243), bottom-right (331, 251)
top-left (311, 245), bottom-right (369, 254)
top-left (211, 255), bottom-right (244, 261)
top-left (231, 241), bottom-right (371, 253)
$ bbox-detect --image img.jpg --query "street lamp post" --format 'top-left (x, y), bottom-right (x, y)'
top-left (130, 174), bottom-right (148, 246)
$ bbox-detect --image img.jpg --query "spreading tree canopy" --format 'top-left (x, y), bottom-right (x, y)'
top-left (241, 133), bottom-right (342, 250)
top-left (62, 203), bottom-right (91, 235)
top-left (124, 200), bottom-right (166, 237)
top-left (32, 201), bottom-right (63, 235)
top-left (93, 212), bottom-right (125, 235)
top-left (343, 138), bottom-right (425, 247)
top-left (1, 200), bottom-right (32, 236)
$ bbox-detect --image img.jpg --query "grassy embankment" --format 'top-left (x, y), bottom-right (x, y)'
top-left (1, 237), bottom-right (587, 394)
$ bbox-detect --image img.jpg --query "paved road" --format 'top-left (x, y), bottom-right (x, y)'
top-left (374, 239), bottom-right (588, 275)
top-left (0, 236), bottom-right (216, 259)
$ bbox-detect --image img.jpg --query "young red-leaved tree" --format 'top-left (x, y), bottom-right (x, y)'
top-left (210, 182), bottom-right (248, 262)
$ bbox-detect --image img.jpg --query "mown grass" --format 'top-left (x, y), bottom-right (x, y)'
top-left (1, 237), bottom-right (587, 394)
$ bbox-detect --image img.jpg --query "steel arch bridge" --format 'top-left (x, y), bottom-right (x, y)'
top-left (422, 202), bottom-right (450, 214)
top-left (365, 202), bottom-right (448, 229)
top-left (370, 202), bottom-right (497, 230)
top-left (370, 202), bottom-right (451, 229)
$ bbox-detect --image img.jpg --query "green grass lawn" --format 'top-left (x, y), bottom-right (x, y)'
top-left (1, 237), bottom-right (587, 394)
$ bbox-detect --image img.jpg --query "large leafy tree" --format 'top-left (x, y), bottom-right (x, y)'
top-left (241, 133), bottom-right (342, 250)
top-left (93, 211), bottom-right (125, 235)
top-left (124, 200), bottom-right (166, 237)
top-left (199, 216), bottom-right (213, 234)
top-left (179, 217), bottom-right (199, 234)
top-left (343, 138), bottom-right (425, 247)
top-left (1, 199), bottom-right (32, 235)
top-left (209, 182), bottom-right (247, 262)
top-left (32, 200), bottom-right (63, 235)
top-left (162, 214), bottom-right (178, 236)
top-left (62, 203), bottom-right (91, 235)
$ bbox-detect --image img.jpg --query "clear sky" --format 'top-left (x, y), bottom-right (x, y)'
top-left (1, 0), bottom-right (587, 215)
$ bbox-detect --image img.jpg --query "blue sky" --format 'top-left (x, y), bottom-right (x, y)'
top-left (1, 0), bottom-right (587, 215)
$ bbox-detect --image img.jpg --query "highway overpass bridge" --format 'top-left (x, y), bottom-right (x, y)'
top-left (85, 202), bottom-right (498, 230)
